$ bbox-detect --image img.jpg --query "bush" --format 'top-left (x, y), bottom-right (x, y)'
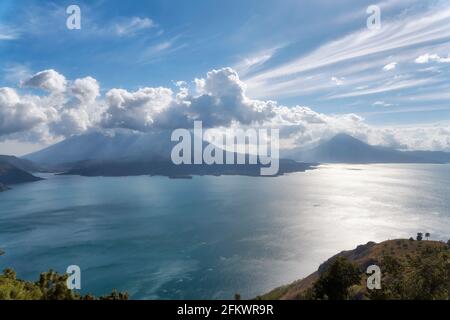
top-left (312, 257), bottom-right (361, 300)
top-left (0, 268), bottom-right (128, 300)
top-left (369, 247), bottom-right (449, 300)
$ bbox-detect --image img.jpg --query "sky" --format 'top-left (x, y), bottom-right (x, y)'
top-left (1, 0), bottom-right (450, 155)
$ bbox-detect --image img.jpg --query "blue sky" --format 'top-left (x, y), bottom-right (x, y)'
top-left (1, 0), bottom-right (450, 155)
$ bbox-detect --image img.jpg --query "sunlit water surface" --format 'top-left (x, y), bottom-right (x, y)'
top-left (0, 164), bottom-right (449, 299)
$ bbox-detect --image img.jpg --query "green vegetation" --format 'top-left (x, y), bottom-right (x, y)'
top-left (368, 246), bottom-right (449, 300)
top-left (0, 268), bottom-right (128, 300)
top-left (310, 257), bottom-right (361, 300)
top-left (260, 237), bottom-right (450, 300)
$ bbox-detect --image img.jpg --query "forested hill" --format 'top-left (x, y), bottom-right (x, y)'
top-left (259, 238), bottom-right (450, 300)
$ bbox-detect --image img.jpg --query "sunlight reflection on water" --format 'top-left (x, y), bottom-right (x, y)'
top-left (0, 164), bottom-right (449, 299)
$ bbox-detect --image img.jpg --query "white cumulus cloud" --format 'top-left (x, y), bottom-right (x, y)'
top-left (1, 67), bottom-right (450, 152)
top-left (0, 87), bottom-right (47, 136)
top-left (22, 69), bottom-right (67, 93)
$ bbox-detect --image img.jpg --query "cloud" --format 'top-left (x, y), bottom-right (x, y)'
top-left (138, 37), bottom-right (185, 63)
top-left (102, 87), bottom-right (175, 131)
top-left (48, 77), bottom-right (102, 137)
top-left (248, 6), bottom-right (450, 83)
top-left (415, 53), bottom-right (450, 64)
top-left (174, 81), bottom-right (187, 88)
top-left (383, 62), bottom-right (397, 71)
top-left (114, 17), bottom-right (155, 36)
top-left (17, 2), bottom-right (157, 40)
top-left (0, 24), bottom-right (20, 40)
top-left (243, 3), bottom-right (450, 99)
top-left (188, 68), bottom-right (275, 127)
top-left (2, 64), bottom-right (32, 85)
top-left (101, 68), bottom-right (274, 130)
top-left (233, 46), bottom-right (283, 77)
top-left (373, 101), bottom-right (393, 107)
top-left (331, 77), bottom-right (344, 85)
top-left (1, 71), bottom-right (104, 142)
top-left (328, 78), bottom-right (434, 99)
top-left (0, 88), bottom-right (47, 136)
top-left (2, 67), bottom-right (450, 152)
top-left (146, 41), bottom-right (173, 54)
top-left (22, 69), bottom-right (67, 93)
top-left (71, 77), bottom-right (100, 104)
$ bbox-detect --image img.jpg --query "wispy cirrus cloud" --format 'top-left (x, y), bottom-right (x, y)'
top-left (137, 36), bottom-right (186, 64)
top-left (373, 101), bottom-right (393, 107)
top-left (328, 78), bottom-right (436, 99)
top-left (2, 64), bottom-right (32, 85)
top-left (233, 45), bottom-right (286, 77)
top-left (16, 2), bottom-right (160, 40)
top-left (243, 2), bottom-right (450, 101)
top-left (0, 25), bottom-right (20, 40)
top-left (114, 17), bottom-right (155, 37)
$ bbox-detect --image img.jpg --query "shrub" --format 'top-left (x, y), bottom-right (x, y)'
top-left (312, 257), bottom-right (361, 300)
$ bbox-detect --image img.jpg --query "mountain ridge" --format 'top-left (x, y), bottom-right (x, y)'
top-left (284, 133), bottom-right (450, 164)
top-left (0, 161), bottom-right (43, 187)
top-left (23, 129), bottom-right (316, 177)
top-left (22, 132), bottom-right (450, 172)
top-left (0, 155), bottom-right (45, 173)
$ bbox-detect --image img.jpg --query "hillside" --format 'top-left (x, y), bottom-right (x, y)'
top-left (24, 130), bottom-right (174, 166)
top-left (260, 238), bottom-right (450, 300)
top-left (0, 162), bottom-right (43, 186)
top-left (284, 133), bottom-right (450, 164)
top-left (0, 155), bottom-right (45, 173)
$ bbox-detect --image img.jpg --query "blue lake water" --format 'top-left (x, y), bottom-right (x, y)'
top-left (1, 164), bottom-right (450, 299)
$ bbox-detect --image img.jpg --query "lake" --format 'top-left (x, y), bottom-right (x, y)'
top-left (0, 164), bottom-right (449, 299)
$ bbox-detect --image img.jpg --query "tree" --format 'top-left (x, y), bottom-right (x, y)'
top-left (38, 270), bottom-right (77, 300)
top-left (425, 233), bottom-right (430, 240)
top-left (417, 233), bottom-right (423, 241)
top-left (3, 268), bottom-right (16, 280)
top-left (98, 289), bottom-right (129, 300)
top-left (369, 246), bottom-right (450, 300)
top-left (447, 239), bottom-right (450, 248)
top-left (1, 268), bottom-right (129, 300)
top-left (404, 247), bottom-right (449, 299)
top-left (313, 257), bottom-right (361, 300)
